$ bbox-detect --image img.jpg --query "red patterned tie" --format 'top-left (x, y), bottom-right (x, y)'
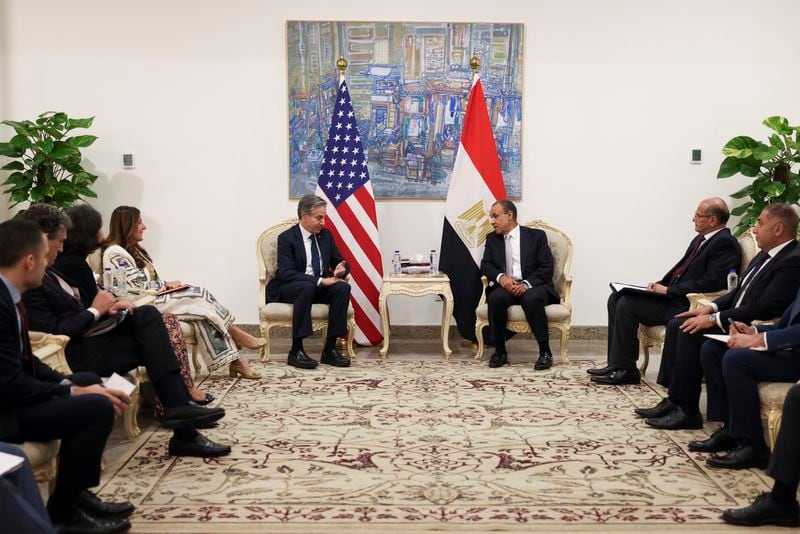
top-left (669, 236), bottom-right (704, 286)
top-left (15, 301), bottom-right (36, 376)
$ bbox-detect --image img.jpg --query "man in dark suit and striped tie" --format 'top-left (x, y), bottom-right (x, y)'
top-left (639, 203), bottom-right (800, 430)
top-left (266, 194), bottom-right (351, 369)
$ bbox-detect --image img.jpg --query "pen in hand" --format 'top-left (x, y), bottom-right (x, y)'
top-left (728, 317), bottom-right (746, 334)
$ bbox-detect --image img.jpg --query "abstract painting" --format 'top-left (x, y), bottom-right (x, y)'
top-left (287, 21), bottom-right (524, 199)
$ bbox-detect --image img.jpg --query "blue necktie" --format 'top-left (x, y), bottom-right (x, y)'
top-left (310, 234), bottom-right (321, 278)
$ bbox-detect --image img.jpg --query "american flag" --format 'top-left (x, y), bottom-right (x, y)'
top-left (316, 78), bottom-right (384, 345)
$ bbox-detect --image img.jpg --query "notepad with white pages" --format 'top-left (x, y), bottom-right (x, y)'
top-left (0, 451), bottom-right (24, 477)
top-left (703, 333), bottom-right (767, 351)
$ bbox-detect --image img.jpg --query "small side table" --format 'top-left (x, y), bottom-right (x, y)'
top-left (379, 273), bottom-right (454, 359)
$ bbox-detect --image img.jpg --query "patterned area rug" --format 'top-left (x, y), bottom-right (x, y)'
top-left (98, 360), bottom-right (771, 533)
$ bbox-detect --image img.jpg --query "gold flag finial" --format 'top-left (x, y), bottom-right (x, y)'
top-left (336, 56), bottom-right (348, 75)
top-left (469, 55), bottom-right (480, 74)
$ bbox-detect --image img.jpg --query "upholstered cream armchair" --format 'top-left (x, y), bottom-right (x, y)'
top-left (473, 220), bottom-right (574, 364)
top-left (636, 229), bottom-right (758, 374)
top-left (256, 218), bottom-right (356, 361)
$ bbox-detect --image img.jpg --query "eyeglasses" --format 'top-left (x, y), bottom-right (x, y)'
top-left (694, 213), bottom-right (713, 219)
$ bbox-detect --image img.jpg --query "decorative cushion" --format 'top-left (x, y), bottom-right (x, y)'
top-left (476, 303), bottom-right (570, 323)
top-left (260, 302), bottom-right (355, 322)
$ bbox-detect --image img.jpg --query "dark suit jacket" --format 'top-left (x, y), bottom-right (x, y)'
top-left (658, 228), bottom-right (741, 299)
top-left (266, 225), bottom-right (349, 302)
top-left (22, 268), bottom-right (97, 363)
top-left (759, 288), bottom-right (800, 351)
top-left (480, 226), bottom-right (559, 303)
top-left (0, 282), bottom-right (69, 442)
top-left (53, 253), bottom-right (98, 308)
top-left (715, 240), bottom-right (800, 325)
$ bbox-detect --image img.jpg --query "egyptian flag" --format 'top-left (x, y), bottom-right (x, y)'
top-left (439, 75), bottom-right (507, 342)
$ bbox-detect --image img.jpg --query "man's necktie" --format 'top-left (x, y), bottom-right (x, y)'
top-left (733, 251), bottom-right (770, 306)
top-left (310, 234), bottom-right (321, 278)
top-left (504, 234), bottom-right (514, 277)
top-left (15, 301), bottom-right (36, 376)
top-left (669, 236), bottom-right (705, 285)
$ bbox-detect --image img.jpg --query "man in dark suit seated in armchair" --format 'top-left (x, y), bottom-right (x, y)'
top-left (639, 203), bottom-right (800, 430)
top-left (589, 197), bottom-right (740, 385)
top-left (0, 218), bottom-right (133, 533)
top-left (720, 383), bottom-right (800, 527)
top-left (695, 287), bottom-right (800, 471)
top-left (20, 204), bottom-right (230, 459)
top-left (480, 199), bottom-right (559, 370)
top-left (266, 194), bottom-right (351, 369)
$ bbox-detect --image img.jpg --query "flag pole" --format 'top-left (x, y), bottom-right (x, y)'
top-left (469, 55), bottom-right (480, 86)
top-left (469, 55), bottom-right (480, 74)
top-left (336, 55), bottom-right (347, 83)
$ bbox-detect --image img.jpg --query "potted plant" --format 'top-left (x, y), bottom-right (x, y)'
top-left (717, 116), bottom-right (800, 235)
top-left (0, 111), bottom-right (98, 207)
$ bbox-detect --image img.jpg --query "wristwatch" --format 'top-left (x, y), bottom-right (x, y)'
top-left (708, 312), bottom-right (717, 323)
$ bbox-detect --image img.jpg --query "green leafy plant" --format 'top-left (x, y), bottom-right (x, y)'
top-left (0, 111), bottom-right (98, 207)
top-left (717, 116), bottom-right (800, 235)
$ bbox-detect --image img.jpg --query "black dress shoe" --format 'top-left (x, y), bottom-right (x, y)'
top-left (77, 490), bottom-right (134, 518)
top-left (534, 350), bottom-right (553, 370)
top-left (587, 365), bottom-right (616, 376)
top-left (193, 392), bottom-right (215, 406)
top-left (161, 403), bottom-right (225, 429)
top-left (591, 368), bottom-right (641, 385)
top-left (320, 348), bottom-right (351, 367)
top-left (488, 351), bottom-right (508, 368)
top-left (634, 397), bottom-right (674, 418)
top-left (645, 406), bottom-right (703, 430)
top-left (722, 492), bottom-right (800, 527)
top-left (689, 426), bottom-right (737, 453)
top-left (288, 349), bottom-right (318, 369)
top-left (707, 443), bottom-right (770, 470)
top-left (168, 432), bottom-right (232, 457)
top-left (52, 509), bottom-right (130, 534)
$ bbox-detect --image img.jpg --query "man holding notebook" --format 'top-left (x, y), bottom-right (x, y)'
top-left (589, 198), bottom-right (740, 385)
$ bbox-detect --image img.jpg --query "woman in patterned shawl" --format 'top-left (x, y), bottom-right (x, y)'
top-left (102, 206), bottom-right (264, 379)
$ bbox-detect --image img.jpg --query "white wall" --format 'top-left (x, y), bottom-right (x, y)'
top-left (0, 0), bottom-right (7, 220)
top-left (1, 0), bottom-right (799, 327)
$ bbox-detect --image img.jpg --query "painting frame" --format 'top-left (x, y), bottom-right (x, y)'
top-left (286, 20), bottom-right (524, 200)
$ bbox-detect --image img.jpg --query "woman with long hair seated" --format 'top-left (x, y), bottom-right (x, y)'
top-left (102, 206), bottom-right (264, 379)
top-left (55, 204), bottom-right (214, 406)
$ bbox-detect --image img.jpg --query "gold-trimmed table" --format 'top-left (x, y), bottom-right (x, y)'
top-left (378, 273), bottom-right (454, 359)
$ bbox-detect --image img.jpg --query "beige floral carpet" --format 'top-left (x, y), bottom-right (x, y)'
top-left (97, 360), bottom-right (772, 533)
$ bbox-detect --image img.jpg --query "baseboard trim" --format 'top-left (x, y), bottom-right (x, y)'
top-left (238, 324), bottom-right (608, 341)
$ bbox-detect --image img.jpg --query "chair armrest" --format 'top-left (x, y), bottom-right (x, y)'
top-left (30, 331), bottom-right (71, 375)
top-left (686, 290), bottom-right (726, 311)
top-left (561, 275), bottom-right (573, 311)
top-left (477, 276), bottom-right (489, 307)
top-left (29, 331), bottom-right (70, 350)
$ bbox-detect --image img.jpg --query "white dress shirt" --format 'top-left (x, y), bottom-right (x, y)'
top-left (299, 225), bottom-right (323, 284)
top-left (711, 238), bottom-right (795, 329)
top-left (496, 224), bottom-right (527, 284)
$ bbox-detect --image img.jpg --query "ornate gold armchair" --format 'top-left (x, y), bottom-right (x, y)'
top-left (256, 219), bottom-right (356, 361)
top-left (473, 220), bottom-right (574, 364)
top-left (637, 229), bottom-right (758, 374)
